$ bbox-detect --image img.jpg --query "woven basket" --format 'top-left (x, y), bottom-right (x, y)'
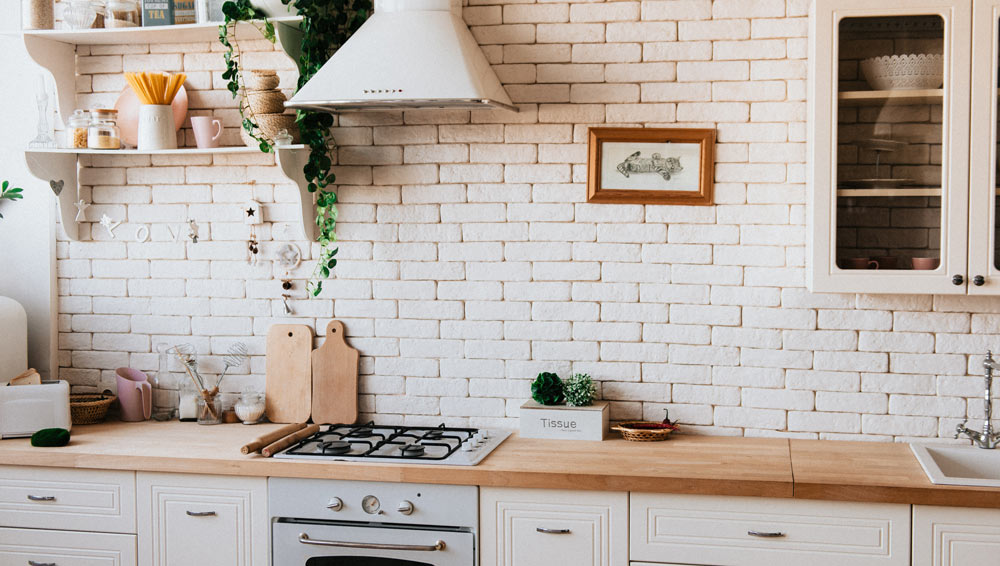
top-left (242, 89), bottom-right (286, 115)
top-left (613, 421), bottom-right (677, 442)
top-left (245, 70), bottom-right (280, 91)
top-left (240, 113), bottom-right (300, 147)
top-left (70, 394), bottom-right (117, 425)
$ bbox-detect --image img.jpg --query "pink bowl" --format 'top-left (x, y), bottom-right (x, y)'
top-left (114, 85), bottom-right (189, 148)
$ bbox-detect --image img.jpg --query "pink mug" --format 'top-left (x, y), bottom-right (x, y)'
top-left (191, 116), bottom-right (223, 149)
top-left (115, 367), bottom-right (151, 422)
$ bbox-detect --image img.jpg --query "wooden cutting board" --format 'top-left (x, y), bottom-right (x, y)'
top-left (265, 324), bottom-right (314, 424)
top-left (311, 320), bottom-right (359, 425)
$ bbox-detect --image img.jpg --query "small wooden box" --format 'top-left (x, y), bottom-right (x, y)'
top-left (519, 400), bottom-right (609, 441)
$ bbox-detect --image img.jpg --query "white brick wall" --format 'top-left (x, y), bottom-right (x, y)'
top-left (52, 1), bottom-right (995, 441)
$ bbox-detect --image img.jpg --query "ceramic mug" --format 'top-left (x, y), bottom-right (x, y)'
top-left (911, 257), bottom-right (941, 270)
top-left (191, 116), bottom-right (223, 149)
top-left (841, 257), bottom-right (878, 270)
top-left (137, 104), bottom-right (177, 151)
top-left (116, 367), bottom-right (151, 422)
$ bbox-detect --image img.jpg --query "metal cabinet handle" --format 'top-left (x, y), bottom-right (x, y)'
top-left (185, 510), bottom-right (217, 517)
top-left (28, 561), bottom-right (56, 566)
top-left (975, 275), bottom-right (986, 286)
top-left (953, 274), bottom-right (965, 285)
top-left (26, 495), bottom-right (55, 502)
top-left (747, 530), bottom-right (786, 538)
top-left (536, 527), bottom-right (571, 534)
top-left (298, 533), bottom-right (445, 551)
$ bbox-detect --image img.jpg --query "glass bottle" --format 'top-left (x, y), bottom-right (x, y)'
top-left (28, 76), bottom-right (55, 148)
top-left (88, 108), bottom-right (121, 150)
top-left (178, 381), bottom-right (198, 421)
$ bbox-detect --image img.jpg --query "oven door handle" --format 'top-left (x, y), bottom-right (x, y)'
top-left (298, 533), bottom-right (446, 552)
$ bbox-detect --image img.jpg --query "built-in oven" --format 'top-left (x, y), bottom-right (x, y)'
top-left (269, 478), bottom-right (479, 566)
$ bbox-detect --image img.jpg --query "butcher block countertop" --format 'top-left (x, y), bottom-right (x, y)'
top-left (1, 421), bottom-right (998, 508)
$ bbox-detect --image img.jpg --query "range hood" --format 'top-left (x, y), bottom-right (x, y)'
top-left (285, 0), bottom-right (517, 113)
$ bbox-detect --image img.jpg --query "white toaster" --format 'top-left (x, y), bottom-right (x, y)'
top-left (0, 380), bottom-right (72, 438)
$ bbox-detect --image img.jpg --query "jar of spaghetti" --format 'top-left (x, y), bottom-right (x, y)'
top-left (88, 109), bottom-right (120, 150)
top-left (104, 0), bottom-right (139, 28)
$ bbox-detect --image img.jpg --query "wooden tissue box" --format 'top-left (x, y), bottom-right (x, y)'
top-left (519, 400), bottom-right (609, 441)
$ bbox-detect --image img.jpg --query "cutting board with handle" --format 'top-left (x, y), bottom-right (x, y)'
top-left (266, 324), bottom-right (314, 424)
top-left (311, 320), bottom-right (359, 425)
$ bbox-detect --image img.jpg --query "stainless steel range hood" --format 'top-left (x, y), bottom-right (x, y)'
top-left (285, 0), bottom-right (517, 114)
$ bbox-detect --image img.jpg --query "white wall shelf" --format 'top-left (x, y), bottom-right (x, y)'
top-left (22, 16), bottom-right (302, 45)
top-left (25, 145), bottom-right (315, 243)
top-left (27, 144), bottom-right (304, 155)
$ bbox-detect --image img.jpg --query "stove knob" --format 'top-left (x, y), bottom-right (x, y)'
top-left (479, 430), bottom-right (490, 440)
top-left (326, 497), bottom-right (343, 512)
top-left (461, 441), bottom-right (475, 451)
top-left (397, 500), bottom-right (415, 515)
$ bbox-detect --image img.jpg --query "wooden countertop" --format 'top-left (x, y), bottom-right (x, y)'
top-left (0, 422), bottom-right (997, 507)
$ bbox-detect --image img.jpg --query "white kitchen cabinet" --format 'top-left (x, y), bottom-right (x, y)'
top-left (808, 0), bottom-right (1000, 294)
top-left (630, 493), bottom-right (910, 566)
top-left (137, 472), bottom-right (268, 566)
top-left (0, 526), bottom-right (136, 565)
top-left (0, 465), bottom-right (135, 534)
top-left (480, 487), bottom-right (628, 566)
top-left (913, 505), bottom-right (1000, 565)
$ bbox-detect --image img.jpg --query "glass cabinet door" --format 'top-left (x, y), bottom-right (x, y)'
top-left (969, 0), bottom-right (1000, 294)
top-left (810, 1), bottom-right (971, 294)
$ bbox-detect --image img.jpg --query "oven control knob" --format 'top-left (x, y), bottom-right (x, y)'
top-left (397, 500), bottom-right (415, 515)
top-left (326, 497), bottom-right (343, 512)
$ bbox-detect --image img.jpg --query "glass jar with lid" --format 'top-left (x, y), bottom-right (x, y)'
top-left (65, 109), bottom-right (90, 149)
top-left (91, 0), bottom-right (106, 28)
top-left (88, 108), bottom-right (120, 150)
top-left (105, 0), bottom-right (139, 28)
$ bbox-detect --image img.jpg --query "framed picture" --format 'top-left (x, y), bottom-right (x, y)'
top-left (587, 127), bottom-right (716, 205)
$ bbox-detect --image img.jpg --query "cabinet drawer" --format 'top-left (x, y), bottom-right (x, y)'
top-left (630, 493), bottom-right (910, 566)
top-left (0, 526), bottom-right (136, 566)
top-left (137, 472), bottom-right (268, 566)
top-left (481, 487), bottom-right (627, 566)
top-left (0, 466), bottom-right (136, 533)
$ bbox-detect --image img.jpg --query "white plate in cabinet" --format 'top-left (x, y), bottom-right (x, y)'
top-left (630, 493), bottom-right (910, 566)
top-left (0, 465), bottom-right (136, 533)
top-left (480, 487), bottom-right (627, 566)
top-left (137, 472), bottom-right (267, 566)
top-left (913, 505), bottom-right (1000, 566)
top-left (0, 526), bottom-right (136, 566)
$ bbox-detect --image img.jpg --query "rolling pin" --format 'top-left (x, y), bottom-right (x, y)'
top-left (262, 424), bottom-right (321, 458)
top-left (241, 422), bottom-right (307, 455)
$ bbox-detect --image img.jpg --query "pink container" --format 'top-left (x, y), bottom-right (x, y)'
top-left (115, 367), bottom-right (151, 422)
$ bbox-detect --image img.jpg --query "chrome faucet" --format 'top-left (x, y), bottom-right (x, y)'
top-left (955, 351), bottom-right (1000, 449)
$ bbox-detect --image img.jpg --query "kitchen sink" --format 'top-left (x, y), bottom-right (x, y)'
top-left (911, 444), bottom-right (1000, 487)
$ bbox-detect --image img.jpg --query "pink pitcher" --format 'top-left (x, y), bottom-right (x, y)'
top-left (116, 367), bottom-right (151, 422)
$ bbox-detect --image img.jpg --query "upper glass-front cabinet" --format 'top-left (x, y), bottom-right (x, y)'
top-left (809, 0), bottom-right (973, 294)
top-left (969, 0), bottom-right (1000, 294)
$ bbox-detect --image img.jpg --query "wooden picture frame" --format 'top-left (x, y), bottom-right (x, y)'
top-left (587, 127), bottom-right (716, 205)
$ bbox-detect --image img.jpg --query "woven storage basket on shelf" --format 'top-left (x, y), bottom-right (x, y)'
top-left (245, 70), bottom-right (280, 91)
top-left (242, 89), bottom-right (286, 115)
top-left (239, 113), bottom-right (300, 147)
top-left (612, 421), bottom-right (676, 442)
top-left (69, 394), bottom-right (116, 425)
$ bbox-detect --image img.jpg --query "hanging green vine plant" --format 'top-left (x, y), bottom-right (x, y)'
top-left (220, 0), bottom-right (371, 296)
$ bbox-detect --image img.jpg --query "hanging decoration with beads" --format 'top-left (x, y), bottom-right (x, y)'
top-left (244, 199), bottom-right (262, 266)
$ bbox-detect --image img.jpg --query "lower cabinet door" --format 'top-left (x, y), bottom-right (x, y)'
top-left (481, 487), bottom-right (628, 566)
top-left (0, 526), bottom-right (136, 566)
top-left (913, 505), bottom-right (1000, 566)
top-left (137, 472), bottom-right (267, 566)
top-left (631, 493), bottom-right (910, 566)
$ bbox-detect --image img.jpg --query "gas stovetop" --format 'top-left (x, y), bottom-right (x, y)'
top-left (272, 422), bottom-right (511, 466)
